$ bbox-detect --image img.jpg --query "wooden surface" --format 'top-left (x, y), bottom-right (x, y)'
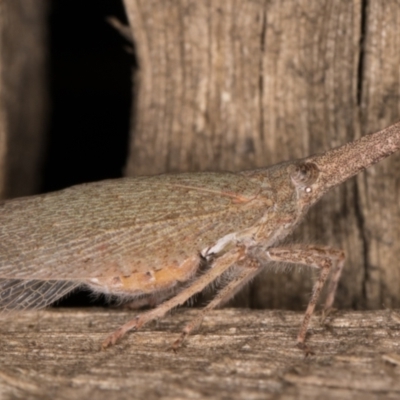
top-left (357, 1), bottom-right (400, 309)
top-left (1, 308), bottom-right (400, 399)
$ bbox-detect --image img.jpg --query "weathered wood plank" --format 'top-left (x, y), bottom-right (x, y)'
top-left (1, 308), bottom-right (399, 399)
top-left (357, 1), bottom-right (400, 309)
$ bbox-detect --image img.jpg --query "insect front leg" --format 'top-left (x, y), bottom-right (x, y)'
top-left (265, 245), bottom-right (345, 350)
top-left (102, 245), bottom-right (248, 349)
top-left (172, 256), bottom-right (264, 350)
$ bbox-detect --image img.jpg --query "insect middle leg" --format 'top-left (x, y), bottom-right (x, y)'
top-left (102, 246), bottom-right (248, 348)
top-left (265, 245), bottom-right (345, 346)
top-left (172, 256), bottom-right (263, 349)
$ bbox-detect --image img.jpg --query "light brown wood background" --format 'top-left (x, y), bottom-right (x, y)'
top-left (0, 0), bottom-right (48, 199)
top-left (124, 0), bottom-right (400, 311)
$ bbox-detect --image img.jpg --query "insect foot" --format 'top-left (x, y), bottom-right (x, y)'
top-left (102, 316), bottom-right (142, 349)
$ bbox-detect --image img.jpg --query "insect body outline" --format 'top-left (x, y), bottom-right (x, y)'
top-left (0, 121), bottom-right (400, 350)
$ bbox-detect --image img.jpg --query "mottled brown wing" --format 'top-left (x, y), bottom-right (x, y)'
top-left (0, 172), bottom-right (273, 280)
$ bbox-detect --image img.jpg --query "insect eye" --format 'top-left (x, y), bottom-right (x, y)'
top-left (290, 162), bottom-right (319, 187)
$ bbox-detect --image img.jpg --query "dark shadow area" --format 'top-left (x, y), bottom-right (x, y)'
top-left (43, 0), bottom-right (132, 192)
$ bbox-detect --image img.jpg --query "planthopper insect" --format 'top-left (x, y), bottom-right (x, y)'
top-left (1, 121), bottom-right (400, 351)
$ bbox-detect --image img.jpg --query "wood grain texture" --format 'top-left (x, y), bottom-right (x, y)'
top-left (124, 0), bottom-right (266, 175)
top-left (122, 0), bottom-right (400, 310)
top-left (1, 308), bottom-right (400, 399)
top-left (0, 0), bottom-right (48, 199)
top-left (241, 0), bottom-right (364, 311)
top-left (357, 1), bottom-right (400, 309)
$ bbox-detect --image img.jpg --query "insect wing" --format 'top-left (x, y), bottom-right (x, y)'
top-left (0, 279), bottom-right (79, 311)
top-left (0, 172), bottom-right (273, 281)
